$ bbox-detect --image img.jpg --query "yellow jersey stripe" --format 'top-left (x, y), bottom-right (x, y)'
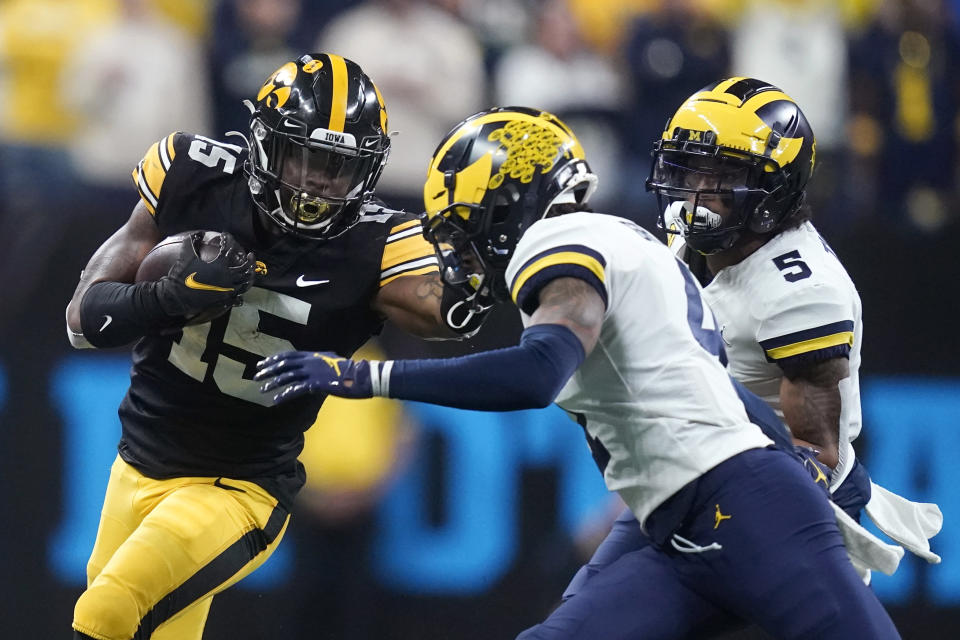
top-left (765, 331), bottom-right (854, 360)
top-left (511, 251), bottom-right (605, 303)
top-left (139, 141), bottom-right (168, 204)
top-left (328, 54), bottom-right (348, 132)
top-left (381, 265), bottom-right (437, 287)
top-left (137, 187), bottom-right (157, 215)
top-left (133, 160), bottom-right (159, 215)
top-left (381, 234), bottom-right (435, 271)
top-left (389, 219), bottom-right (421, 234)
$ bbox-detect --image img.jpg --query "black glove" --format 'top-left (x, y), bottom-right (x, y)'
top-left (155, 231), bottom-right (255, 319)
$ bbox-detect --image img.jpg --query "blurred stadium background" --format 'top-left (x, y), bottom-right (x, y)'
top-left (1, 0), bottom-right (958, 637)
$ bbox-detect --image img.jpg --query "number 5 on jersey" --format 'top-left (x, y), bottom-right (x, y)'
top-left (772, 250), bottom-right (812, 282)
top-left (187, 136), bottom-right (243, 174)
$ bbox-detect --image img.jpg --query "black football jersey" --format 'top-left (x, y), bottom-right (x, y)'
top-left (122, 132), bottom-right (438, 507)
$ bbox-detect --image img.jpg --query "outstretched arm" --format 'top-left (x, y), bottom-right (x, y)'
top-left (257, 276), bottom-right (605, 408)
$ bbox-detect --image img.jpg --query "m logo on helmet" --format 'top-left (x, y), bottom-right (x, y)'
top-left (257, 62), bottom-right (297, 109)
top-left (487, 120), bottom-right (567, 189)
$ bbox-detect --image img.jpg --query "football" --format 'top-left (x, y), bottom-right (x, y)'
top-left (136, 230), bottom-right (234, 326)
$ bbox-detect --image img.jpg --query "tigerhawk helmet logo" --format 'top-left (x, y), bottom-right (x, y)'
top-left (256, 62), bottom-right (297, 109)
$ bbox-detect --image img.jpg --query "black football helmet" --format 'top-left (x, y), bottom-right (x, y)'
top-left (646, 77), bottom-right (816, 254)
top-left (245, 53), bottom-right (390, 239)
top-left (422, 107), bottom-right (598, 301)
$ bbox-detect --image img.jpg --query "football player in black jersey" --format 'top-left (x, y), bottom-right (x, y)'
top-left (64, 53), bottom-right (488, 640)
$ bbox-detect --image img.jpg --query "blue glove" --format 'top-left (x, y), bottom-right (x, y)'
top-left (254, 351), bottom-right (372, 404)
top-left (794, 445), bottom-right (833, 494)
top-left (831, 459), bottom-right (872, 522)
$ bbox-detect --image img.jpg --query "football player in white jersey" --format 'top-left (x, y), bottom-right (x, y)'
top-left (646, 78), bottom-right (941, 576)
top-left (255, 108), bottom-right (900, 639)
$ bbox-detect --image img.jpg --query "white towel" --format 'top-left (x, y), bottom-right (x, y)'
top-left (865, 482), bottom-right (943, 564)
top-left (830, 501), bottom-right (905, 576)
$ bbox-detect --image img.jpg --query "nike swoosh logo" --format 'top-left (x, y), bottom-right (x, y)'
top-left (99, 315), bottom-right (113, 332)
top-left (185, 272), bottom-right (233, 292)
top-left (296, 275), bottom-right (330, 287)
top-left (720, 325), bottom-right (732, 347)
top-left (214, 477), bottom-right (246, 492)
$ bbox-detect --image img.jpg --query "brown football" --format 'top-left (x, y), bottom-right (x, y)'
top-left (136, 230), bottom-right (233, 326)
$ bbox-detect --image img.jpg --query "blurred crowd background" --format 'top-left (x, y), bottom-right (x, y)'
top-left (2, 0), bottom-right (959, 638)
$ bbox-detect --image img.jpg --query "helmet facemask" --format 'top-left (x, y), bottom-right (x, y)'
top-left (424, 192), bottom-right (519, 302)
top-left (423, 108), bottom-right (598, 302)
top-left (248, 116), bottom-right (388, 239)
top-left (647, 137), bottom-right (787, 255)
top-left (424, 160), bottom-right (597, 304)
top-left (423, 203), bottom-right (496, 297)
top-left (243, 54), bottom-right (392, 240)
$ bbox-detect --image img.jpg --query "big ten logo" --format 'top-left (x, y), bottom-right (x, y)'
top-left (487, 120), bottom-right (569, 189)
top-left (257, 61), bottom-right (297, 109)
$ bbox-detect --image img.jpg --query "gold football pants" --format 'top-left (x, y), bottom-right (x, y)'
top-left (73, 456), bottom-right (290, 640)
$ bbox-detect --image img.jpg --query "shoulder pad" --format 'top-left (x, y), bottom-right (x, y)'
top-left (507, 215), bottom-right (610, 315)
top-left (131, 132), bottom-right (245, 219)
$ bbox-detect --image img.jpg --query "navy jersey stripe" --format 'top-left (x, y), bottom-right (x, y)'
top-left (769, 343), bottom-right (853, 372)
top-left (759, 320), bottom-right (854, 352)
top-left (515, 263), bottom-right (608, 316)
top-left (513, 243), bottom-right (606, 279)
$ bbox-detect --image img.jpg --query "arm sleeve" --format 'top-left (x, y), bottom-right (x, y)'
top-left (79, 281), bottom-right (179, 348)
top-left (375, 323), bottom-right (585, 411)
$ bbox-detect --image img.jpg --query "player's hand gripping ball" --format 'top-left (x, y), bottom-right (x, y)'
top-left (137, 230), bottom-right (255, 324)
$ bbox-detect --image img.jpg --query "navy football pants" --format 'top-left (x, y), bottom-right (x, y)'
top-left (517, 448), bottom-right (900, 640)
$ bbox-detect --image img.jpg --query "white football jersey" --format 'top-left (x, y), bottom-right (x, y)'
top-left (505, 212), bottom-right (773, 526)
top-left (701, 221), bottom-right (862, 488)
